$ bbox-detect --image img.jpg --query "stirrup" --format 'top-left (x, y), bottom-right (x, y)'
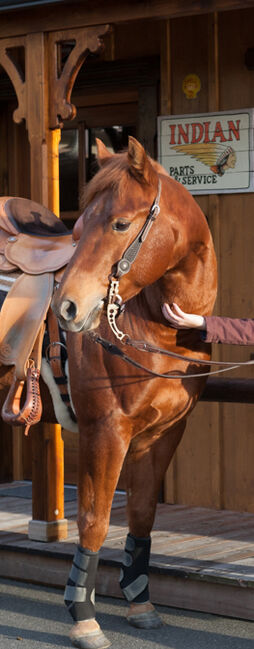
top-left (1, 322), bottom-right (45, 435)
top-left (1, 364), bottom-right (42, 436)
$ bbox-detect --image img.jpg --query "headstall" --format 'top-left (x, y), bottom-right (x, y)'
top-left (107, 180), bottom-right (161, 341)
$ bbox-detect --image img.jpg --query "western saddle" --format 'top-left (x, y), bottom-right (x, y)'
top-left (0, 196), bottom-right (76, 435)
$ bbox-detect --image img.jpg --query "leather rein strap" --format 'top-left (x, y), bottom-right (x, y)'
top-left (89, 332), bottom-right (254, 380)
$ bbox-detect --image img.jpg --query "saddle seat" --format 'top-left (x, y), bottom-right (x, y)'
top-left (0, 197), bottom-right (75, 274)
top-left (0, 197), bottom-right (77, 434)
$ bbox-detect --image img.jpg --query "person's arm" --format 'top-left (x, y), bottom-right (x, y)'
top-left (162, 303), bottom-right (254, 345)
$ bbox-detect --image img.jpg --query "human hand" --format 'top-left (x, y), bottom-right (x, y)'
top-left (162, 302), bottom-right (206, 330)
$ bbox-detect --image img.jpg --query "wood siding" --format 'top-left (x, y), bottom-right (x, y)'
top-left (165, 8), bottom-right (254, 512)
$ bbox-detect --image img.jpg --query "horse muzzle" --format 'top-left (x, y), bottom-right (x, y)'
top-left (51, 293), bottom-right (104, 333)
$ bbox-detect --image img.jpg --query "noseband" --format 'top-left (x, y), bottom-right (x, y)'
top-left (107, 180), bottom-right (161, 341)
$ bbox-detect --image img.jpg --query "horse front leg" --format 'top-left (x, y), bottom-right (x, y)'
top-left (121, 420), bottom-right (186, 629)
top-left (66, 419), bottom-right (131, 649)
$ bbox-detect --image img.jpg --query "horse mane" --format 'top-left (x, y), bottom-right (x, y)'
top-left (81, 150), bottom-right (166, 210)
top-left (81, 153), bottom-right (132, 209)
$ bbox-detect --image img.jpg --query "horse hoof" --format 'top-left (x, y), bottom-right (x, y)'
top-left (71, 629), bottom-right (111, 649)
top-left (127, 609), bottom-right (163, 629)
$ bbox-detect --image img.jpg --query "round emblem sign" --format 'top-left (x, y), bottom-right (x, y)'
top-left (182, 74), bottom-right (201, 99)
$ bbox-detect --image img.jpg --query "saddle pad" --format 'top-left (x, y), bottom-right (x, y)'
top-left (5, 232), bottom-right (75, 274)
top-left (0, 272), bottom-right (54, 379)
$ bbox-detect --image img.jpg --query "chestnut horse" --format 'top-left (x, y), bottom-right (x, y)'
top-left (52, 137), bottom-right (217, 649)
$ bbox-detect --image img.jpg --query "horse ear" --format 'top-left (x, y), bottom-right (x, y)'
top-left (96, 138), bottom-right (113, 166)
top-left (128, 136), bottom-right (156, 183)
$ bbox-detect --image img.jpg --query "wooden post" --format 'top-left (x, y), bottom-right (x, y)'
top-left (1, 25), bottom-right (108, 541)
top-left (27, 27), bottom-right (108, 541)
top-left (47, 128), bottom-right (62, 216)
top-left (30, 127), bottom-right (67, 541)
top-left (20, 32), bottom-right (67, 542)
top-left (29, 423), bottom-right (66, 541)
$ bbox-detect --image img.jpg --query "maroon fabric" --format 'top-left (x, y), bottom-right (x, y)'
top-left (201, 316), bottom-right (254, 345)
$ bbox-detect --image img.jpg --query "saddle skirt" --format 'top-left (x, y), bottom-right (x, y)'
top-left (0, 196), bottom-right (77, 434)
top-left (0, 196), bottom-right (75, 274)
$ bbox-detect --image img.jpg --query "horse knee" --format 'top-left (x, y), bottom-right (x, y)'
top-left (78, 512), bottom-right (109, 551)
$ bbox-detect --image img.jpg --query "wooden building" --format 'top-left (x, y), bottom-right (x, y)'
top-left (1, 0), bottom-right (254, 541)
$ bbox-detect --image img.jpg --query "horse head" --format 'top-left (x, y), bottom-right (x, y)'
top-left (52, 136), bottom-right (216, 332)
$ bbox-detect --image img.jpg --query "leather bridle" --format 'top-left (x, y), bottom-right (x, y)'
top-left (89, 178), bottom-right (254, 380)
top-left (106, 180), bottom-right (161, 342)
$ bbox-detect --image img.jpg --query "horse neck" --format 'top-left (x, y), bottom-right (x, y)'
top-left (126, 235), bottom-right (216, 327)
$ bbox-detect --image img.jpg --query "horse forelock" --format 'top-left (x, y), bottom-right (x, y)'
top-left (81, 151), bottom-right (158, 211)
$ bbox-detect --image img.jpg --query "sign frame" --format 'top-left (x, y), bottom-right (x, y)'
top-left (157, 109), bottom-right (254, 195)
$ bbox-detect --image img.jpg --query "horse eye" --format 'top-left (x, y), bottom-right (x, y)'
top-left (112, 221), bottom-right (130, 232)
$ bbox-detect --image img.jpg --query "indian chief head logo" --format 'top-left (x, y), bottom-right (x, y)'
top-left (171, 143), bottom-right (237, 176)
top-left (182, 74), bottom-right (201, 99)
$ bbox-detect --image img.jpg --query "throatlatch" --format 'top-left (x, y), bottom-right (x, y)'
top-left (64, 546), bottom-right (99, 621)
top-left (119, 533), bottom-right (151, 603)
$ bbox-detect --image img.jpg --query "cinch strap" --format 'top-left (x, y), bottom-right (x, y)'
top-left (119, 533), bottom-right (151, 603)
top-left (64, 546), bottom-right (99, 622)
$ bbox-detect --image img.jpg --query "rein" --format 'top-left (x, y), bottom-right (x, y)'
top-left (89, 332), bottom-right (254, 380)
top-left (94, 178), bottom-right (254, 380)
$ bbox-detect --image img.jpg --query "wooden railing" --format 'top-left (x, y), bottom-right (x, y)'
top-left (201, 378), bottom-right (254, 403)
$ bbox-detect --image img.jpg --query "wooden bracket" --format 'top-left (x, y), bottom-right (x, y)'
top-left (47, 24), bottom-right (109, 128)
top-left (0, 36), bottom-right (26, 124)
top-left (0, 24), bottom-right (109, 132)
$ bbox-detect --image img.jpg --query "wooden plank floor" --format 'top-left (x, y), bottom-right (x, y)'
top-left (1, 481), bottom-right (254, 620)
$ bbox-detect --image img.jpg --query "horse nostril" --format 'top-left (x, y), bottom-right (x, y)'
top-left (60, 299), bottom-right (77, 322)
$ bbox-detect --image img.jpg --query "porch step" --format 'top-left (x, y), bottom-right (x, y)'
top-left (1, 482), bottom-right (254, 620)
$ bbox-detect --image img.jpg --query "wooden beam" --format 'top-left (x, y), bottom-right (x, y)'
top-left (0, 0), bottom-right (253, 38)
top-left (160, 19), bottom-right (171, 115)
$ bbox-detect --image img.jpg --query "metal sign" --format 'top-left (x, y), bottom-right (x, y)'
top-left (157, 109), bottom-right (254, 194)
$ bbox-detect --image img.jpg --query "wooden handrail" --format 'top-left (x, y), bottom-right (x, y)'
top-left (201, 378), bottom-right (254, 403)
